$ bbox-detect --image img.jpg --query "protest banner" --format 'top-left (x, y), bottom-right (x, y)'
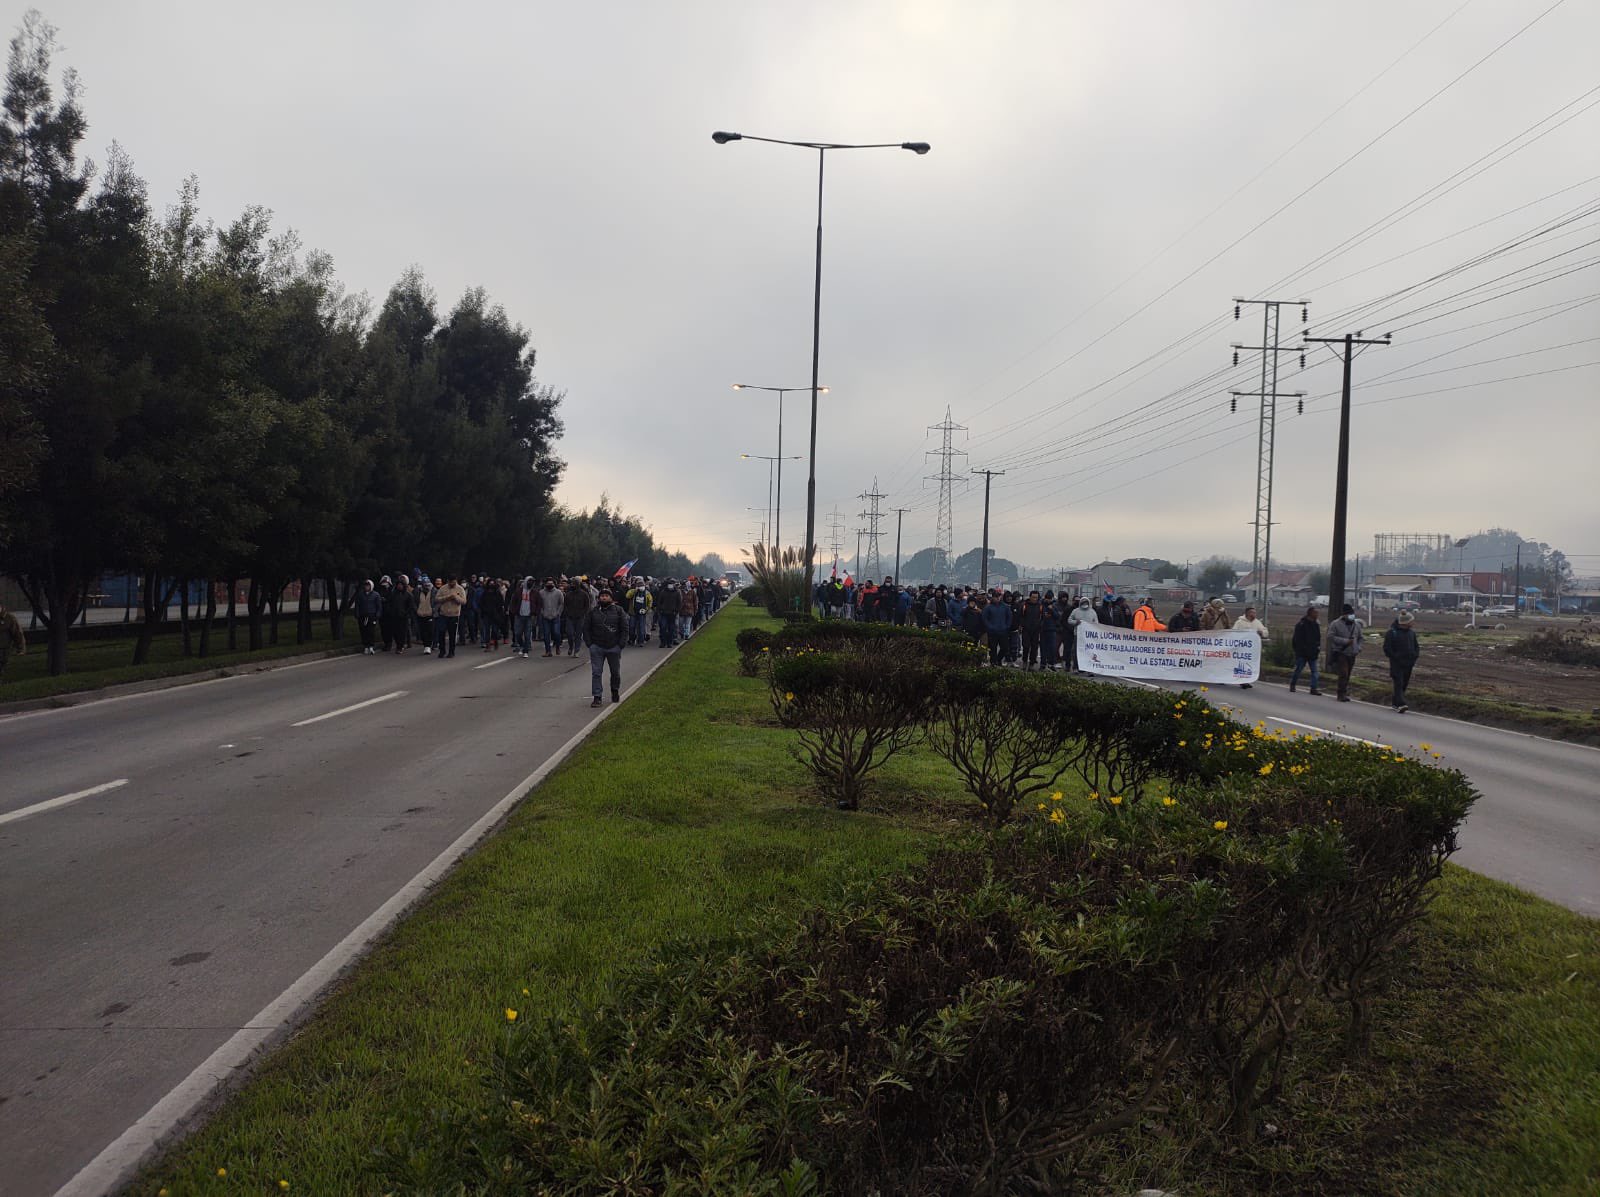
top-left (1075, 624), bottom-right (1262, 684)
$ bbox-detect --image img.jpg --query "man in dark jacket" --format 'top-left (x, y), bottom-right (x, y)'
top-left (982, 595), bottom-right (1013, 666)
top-left (562, 580), bottom-right (593, 657)
top-left (1382, 610), bottom-right (1421, 712)
top-left (1019, 591), bottom-right (1045, 670)
top-left (355, 579), bottom-right (383, 654)
top-left (1290, 606), bottom-right (1322, 694)
top-left (655, 580), bottom-right (682, 647)
top-left (583, 587), bottom-right (629, 706)
top-left (1167, 600), bottom-right (1201, 632)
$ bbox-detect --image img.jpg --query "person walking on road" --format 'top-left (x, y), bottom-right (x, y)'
top-left (1133, 597), bottom-right (1167, 632)
top-left (434, 576), bottom-right (466, 658)
top-left (384, 576), bottom-right (415, 653)
top-left (656, 579), bottom-right (682, 647)
top-left (1328, 603), bottom-right (1364, 702)
top-left (1232, 605), bottom-right (1268, 689)
top-left (1383, 609), bottom-right (1421, 712)
top-left (355, 579), bottom-right (383, 654)
top-left (414, 578), bottom-right (435, 654)
top-left (0, 597), bottom-right (25, 680)
top-left (480, 578), bottom-right (506, 651)
top-left (678, 580), bottom-right (699, 642)
top-left (583, 586), bottom-right (629, 707)
top-left (535, 578), bottom-right (562, 657)
top-left (1289, 605), bottom-right (1323, 694)
top-left (562, 579), bottom-right (593, 657)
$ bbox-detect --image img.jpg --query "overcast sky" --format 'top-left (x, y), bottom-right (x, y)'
top-left (32, 0), bottom-right (1600, 576)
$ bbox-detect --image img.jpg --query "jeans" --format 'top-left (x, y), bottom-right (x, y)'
top-left (679, 614), bottom-right (693, 640)
top-left (437, 614), bottom-right (459, 656)
top-left (537, 615), bottom-right (560, 652)
top-left (564, 616), bottom-right (584, 653)
top-left (463, 607), bottom-right (479, 643)
top-left (590, 644), bottom-right (621, 699)
top-left (1290, 654), bottom-right (1320, 690)
top-left (359, 617), bottom-right (377, 649)
top-left (630, 612), bottom-right (648, 645)
top-left (1042, 629), bottom-right (1058, 668)
top-left (659, 614), bottom-right (678, 647)
top-left (512, 613), bottom-right (534, 653)
top-left (1022, 631), bottom-right (1040, 668)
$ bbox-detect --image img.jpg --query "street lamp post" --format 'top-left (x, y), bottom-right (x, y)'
top-left (740, 454), bottom-right (802, 555)
top-left (733, 383), bottom-right (826, 553)
top-left (713, 130), bottom-right (930, 598)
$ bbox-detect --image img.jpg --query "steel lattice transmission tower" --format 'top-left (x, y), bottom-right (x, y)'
top-left (925, 407), bottom-right (968, 583)
top-left (1231, 297), bottom-right (1309, 607)
top-left (825, 508), bottom-right (847, 577)
top-left (858, 477), bottom-right (887, 579)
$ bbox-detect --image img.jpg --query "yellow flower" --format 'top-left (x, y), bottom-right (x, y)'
top-left (1109, 795), bottom-right (1123, 806)
top-left (217, 1169), bottom-right (228, 1178)
top-left (280, 1183), bottom-right (291, 1192)
top-left (159, 1191), bottom-right (169, 1196)
top-left (760, 646), bottom-right (769, 652)
top-left (1162, 796), bottom-right (1177, 807)
top-left (1213, 820), bottom-right (1228, 831)
top-left (784, 691), bottom-right (795, 701)
top-left (1258, 763), bottom-right (1274, 776)
top-left (1050, 791), bottom-right (1063, 802)
top-left (1049, 808), bottom-right (1065, 824)
top-left (505, 1008), bottom-right (518, 1022)
top-left (1178, 740), bottom-right (1187, 747)
top-left (1420, 742), bottom-right (1432, 752)
top-left (1037, 802), bottom-right (1047, 811)
top-left (521, 987), bottom-right (530, 996)
top-left (1089, 791), bottom-right (1100, 801)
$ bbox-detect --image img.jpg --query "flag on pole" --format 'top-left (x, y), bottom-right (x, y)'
top-left (614, 558), bottom-right (637, 578)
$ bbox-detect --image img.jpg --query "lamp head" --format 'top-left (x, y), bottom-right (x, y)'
top-left (902, 141), bottom-right (931, 155)
top-left (818, 385), bottom-right (830, 393)
top-left (731, 383), bottom-right (744, 389)
top-left (711, 131), bottom-right (742, 144)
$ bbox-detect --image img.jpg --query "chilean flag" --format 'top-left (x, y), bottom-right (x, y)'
top-left (614, 558), bottom-right (637, 578)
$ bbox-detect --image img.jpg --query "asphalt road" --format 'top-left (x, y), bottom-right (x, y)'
top-left (0, 637), bottom-right (676, 1197)
top-left (1128, 674), bottom-right (1600, 918)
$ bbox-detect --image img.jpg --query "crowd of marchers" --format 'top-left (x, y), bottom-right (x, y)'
top-left (348, 573), bottom-right (728, 708)
top-left (808, 577), bottom-right (1424, 713)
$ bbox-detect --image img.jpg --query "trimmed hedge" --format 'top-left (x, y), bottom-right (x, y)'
top-left (384, 618), bottom-right (1479, 1195)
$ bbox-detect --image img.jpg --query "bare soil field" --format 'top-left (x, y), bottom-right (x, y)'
top-left (1263, 606), bottom-right (1600, 739)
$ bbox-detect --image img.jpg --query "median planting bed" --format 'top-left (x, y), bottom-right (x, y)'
top-left (136, 606), bottom-right (1600, 1195)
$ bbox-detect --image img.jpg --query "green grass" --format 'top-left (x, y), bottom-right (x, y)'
top-left (131, 607), bottom-right (1600, 1195)
top-left (1, 619), bottom-right (357, 703)
top-left (131, 606), bottom-right (952, 1195)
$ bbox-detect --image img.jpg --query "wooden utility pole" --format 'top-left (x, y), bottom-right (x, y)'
top-left (972, 468), bottom-right (1006, 590)
top-left (1305, 330), bottom-right (1390, 629)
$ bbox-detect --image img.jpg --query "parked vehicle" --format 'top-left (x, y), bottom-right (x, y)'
top-left (1481, 604), bottom-right (1515, 617)
top-left (1392, 599), bottom-right (1421, 612)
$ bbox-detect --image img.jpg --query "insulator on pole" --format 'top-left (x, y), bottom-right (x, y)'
top-left (1234, 304), bottom-right (1241, 320)
top-left (1230, 397), bottom-right (1237, 414)
top-left (1300, 351), bottom-right (1306, 369)
top-left (1297, 398), bottom-right (1304, 415)
top-left (1302, 306), bottom-right (1308, 323)
top-left (1232, 350), bottom-right (1239, 366)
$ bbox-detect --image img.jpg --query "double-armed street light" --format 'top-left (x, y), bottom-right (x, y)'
top-left (740, 453), bottom-right (802, 555)
top-left (712, 130), bottom-right (930, 595)
top-left (732, 383), bottom-right (826, 553)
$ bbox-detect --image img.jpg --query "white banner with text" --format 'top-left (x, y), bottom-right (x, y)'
top-left (1074, 625), bottom-right (1262, 684)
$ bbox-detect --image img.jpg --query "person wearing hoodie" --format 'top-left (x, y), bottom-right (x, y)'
top-left (1200, 597), bottom-right (1231, 633)
top-left (414, 578), bottom-right (435, 654)
top-left (678, 579), bottom-right (699, 641)
top-left (1019, 591), bottom-right (1045, 670)
top-left (536, 578), bottom-right (563, 656)
top-left (562, 579), bottom-right (593, 657)
top-left (382, 576), bottom-right (414, 653)
top-left (355, 579), bottom-right (383, 654)
top-left (655, 579), bottom-right (683, 647)
top-left (981, 594), bottom-right (1013, 666)
top-left (479, 577), bottom-right (506, 651)
top-left (1041, 591), bottom-right (1063, 670)
top-left (1067, 597), bottom-right (1098, 673)
top-left (1382, 609), bottom-right (1421, 712)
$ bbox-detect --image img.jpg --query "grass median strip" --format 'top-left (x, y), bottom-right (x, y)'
top-left (130, 606), bottom-right (957, 1195)
top-left (131, 605), bottom-right (1600, 1194)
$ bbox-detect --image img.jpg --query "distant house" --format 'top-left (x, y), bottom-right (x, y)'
top-left (1235, 568), bottom-right (1316, 605)
top-left (1088, 561), bottom-right (1151, 597)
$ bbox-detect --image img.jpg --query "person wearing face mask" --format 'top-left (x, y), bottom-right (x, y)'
top-left (655, 579), bottom-right (683, 647)
top-left (355, 579), bottom-right (383, 654)
top-left (1067, 597), bottom-right (1098, 673)
top-left (583, 586), bottom-right (629, 707)
top-left (536, 577), bottom-right (563, 657)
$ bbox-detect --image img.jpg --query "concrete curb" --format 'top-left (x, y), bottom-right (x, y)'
top-left (0, 647), bottom-right (360, 719)
top-left (53, 614), bottom-right (717, 1197)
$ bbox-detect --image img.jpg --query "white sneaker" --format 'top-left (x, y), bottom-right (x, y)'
top-left (423, 646), bottom-right (432, 654)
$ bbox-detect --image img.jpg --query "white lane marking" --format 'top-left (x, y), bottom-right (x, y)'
top-left (51, 626), bottom-right (693, 1197)
top-left (1263, 715), bottom-right (1388, 749)
top-left (472, 655), bottom-right (515, 670)
top-left (289, 690), bottom-right (407, 727)
top-left (0, 779), bottom-right (130, 827)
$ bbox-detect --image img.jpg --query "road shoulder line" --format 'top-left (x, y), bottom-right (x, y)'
top-left (51, 624), bottom-right (698, 1197)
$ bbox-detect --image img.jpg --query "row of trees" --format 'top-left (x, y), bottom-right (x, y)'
top-left (0, 15), bottom-right (708, 676)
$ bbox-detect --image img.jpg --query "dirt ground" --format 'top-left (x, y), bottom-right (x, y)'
top-left (1265, 606), bottom-right (1600, 715)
